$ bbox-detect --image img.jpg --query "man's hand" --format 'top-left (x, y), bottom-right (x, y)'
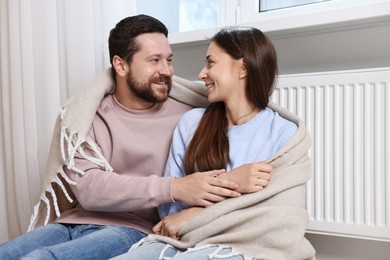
top-left (219, 162), bottom-right (272, 193)
top-left (172, 169), bottom-right (240, 207)
top-left (153, 207), bottom-right (204, 240)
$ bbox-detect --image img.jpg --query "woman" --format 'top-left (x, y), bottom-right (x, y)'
top-left (113, 27), bottom-right (315, 260)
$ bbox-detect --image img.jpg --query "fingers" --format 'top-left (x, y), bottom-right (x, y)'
top-left (207, 169), bottom-right (226, 178)
top-left (253, 172), bottom-right (270, 187)
top-left (201, 189), bottom-right (237, 204)
top-left (256, 178), bottom-right (269, 187)
top-left (196, 170), bottom-right (241, 199)
top-left (209, 173), bottom-right (240, 191)
top-left (252, 163), bottom-right (272, 190)
top-left (152, 221), bottom-right (162, 234)
top-left (257, 162), bottom-right (272, 172)
top-left (258, 171), bottom-right (271, 181)
top-left (156, 217), bottom-right (182, 240)
top-left (193, 191), bottom-right (237, 207)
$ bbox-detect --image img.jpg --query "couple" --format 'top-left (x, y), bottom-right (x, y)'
top-left (0, 15), bottom-right (315, 259)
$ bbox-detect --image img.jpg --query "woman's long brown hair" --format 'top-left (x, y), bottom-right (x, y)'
top-left (184, 27), bottom-right (278, 175)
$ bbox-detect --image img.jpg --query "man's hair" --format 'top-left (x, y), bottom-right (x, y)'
top-left (108, 14), bottom-right (168, 77)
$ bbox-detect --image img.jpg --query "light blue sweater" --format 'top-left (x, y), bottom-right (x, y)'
top-left (158, 107), bottom-right (298, 218)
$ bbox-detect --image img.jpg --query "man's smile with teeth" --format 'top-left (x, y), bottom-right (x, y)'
top-left (153, 77), bottom-right (170, 86)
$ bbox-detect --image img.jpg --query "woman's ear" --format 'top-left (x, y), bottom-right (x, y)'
top-left (112, 55), bottom-right (127, 77)
top-left (239, 59), bottom-right (247, 79)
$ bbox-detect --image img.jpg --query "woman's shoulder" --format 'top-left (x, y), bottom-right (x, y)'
top-left (263, 107), bottom-right (296, 129)
top-left (176, 107), bottom-right (206, 131)
top-left (180, 107), bottom-right (206, 122)
top-left (265, 107), bottom-right (298, 148)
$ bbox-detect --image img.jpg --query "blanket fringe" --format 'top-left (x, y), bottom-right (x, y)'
top-left (29, 109), bottom-right (114, 231)
top-left (84, 140), bottom-right (113, 171)
top-left (27, 201), bottom-right (40, 232)
top-left (128, 236), bottom-right (153, 252)
top-left (180, 244), bottom-right (252, 260)
top-left (54, 174), bottom-right (74, 202)
top-left (60, 127), bottom-right (113, 173)
top-left (67, 137), bottom-right (84, 169)
top-left (48, 184), bottom-right (61, 217)
top-left (42, 195), bottom-right (51, 226)
top-left (159, 244), bottom-right (177, 260)
top-left (58, 168), bottom-right (77, 186)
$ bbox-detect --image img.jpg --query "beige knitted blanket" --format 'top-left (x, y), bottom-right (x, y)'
top-left (147, 103), bottom-right (316, 260)
top-left (28, 68), bottom-right (209, 231)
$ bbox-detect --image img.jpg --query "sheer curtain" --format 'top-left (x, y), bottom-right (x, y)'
top-left (0, 0), bottom-right (220, 242)
top-left (0, 0), bottom-right (133, 242)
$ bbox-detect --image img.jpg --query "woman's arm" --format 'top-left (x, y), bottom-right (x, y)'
top-left (218, 162), bottom-right (272, 193)
top-left (153, 207), bottom-right (204, 240)
top-left (155, 162), bottom-right (272, 240)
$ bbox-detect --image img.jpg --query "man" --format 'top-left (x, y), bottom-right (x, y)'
top-left (0, 15), bottom-right (240, 259)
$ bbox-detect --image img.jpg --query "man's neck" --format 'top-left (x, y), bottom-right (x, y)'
top-left (114, 90), bottom-right (155, 110)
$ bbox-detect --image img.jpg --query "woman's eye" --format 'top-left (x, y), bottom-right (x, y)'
top-left (207, 61), bottom-right (214, 68)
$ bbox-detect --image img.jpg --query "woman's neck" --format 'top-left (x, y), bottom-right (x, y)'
top-left (225, 102), bottom-right (260, 126)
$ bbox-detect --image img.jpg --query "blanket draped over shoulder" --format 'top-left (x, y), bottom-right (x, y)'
top-left (146, 102), bottom-right (316, 260)
top-left (28, 68), bottom-right (209, 230)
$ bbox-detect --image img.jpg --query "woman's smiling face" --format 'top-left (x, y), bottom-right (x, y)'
top-left (198, 42), bottom-right (244, 103)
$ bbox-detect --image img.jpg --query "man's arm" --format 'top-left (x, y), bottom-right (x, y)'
top-left (66, 155), bottom-right (241, 212)
top-left (172, 169), bottom-right (240, 207)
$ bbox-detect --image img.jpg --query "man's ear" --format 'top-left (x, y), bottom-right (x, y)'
top-left (239, 59), bottom-right (247, 79)
top-left (112, 55), bottom-right (127, 77)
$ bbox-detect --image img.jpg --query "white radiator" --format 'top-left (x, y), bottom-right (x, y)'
top-left (271, 67), bottom-right (390, 242)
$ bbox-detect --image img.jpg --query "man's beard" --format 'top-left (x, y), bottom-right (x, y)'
top-left (126, 73), bottom-right (172, 103)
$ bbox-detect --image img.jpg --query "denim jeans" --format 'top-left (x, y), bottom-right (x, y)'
top-left (111, 241), bottom-right (246, 260)
top-left (0, 223), bottom-right (147, 260)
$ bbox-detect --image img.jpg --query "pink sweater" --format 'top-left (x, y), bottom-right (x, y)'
top-left (55, 94), bottom-right (192, 234)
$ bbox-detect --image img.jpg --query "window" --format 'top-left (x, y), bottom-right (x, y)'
top-left (238, 0), bottom-right (390, 32)
top-left (259, 0), bottom-right (332, 12)
top-left (135, 0), bottom-right (218, 33)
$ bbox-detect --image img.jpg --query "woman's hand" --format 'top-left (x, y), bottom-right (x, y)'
top-left (153, 207), bottom-right (204, 240)
top-left (172, 170), bottom-right (241, 207)
top-left (219, 162), bottom-right (272, 193)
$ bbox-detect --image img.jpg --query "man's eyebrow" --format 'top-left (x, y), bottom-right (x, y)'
top-left (146, 53), bottom-right (173, 59)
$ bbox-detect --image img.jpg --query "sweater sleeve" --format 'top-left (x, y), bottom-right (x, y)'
top-left (65, 127), bottom-right (175, 212)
